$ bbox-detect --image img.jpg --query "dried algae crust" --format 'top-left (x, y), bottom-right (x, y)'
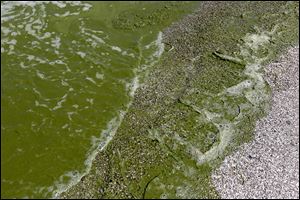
top-left (60, 1), bottom-right (299, 199)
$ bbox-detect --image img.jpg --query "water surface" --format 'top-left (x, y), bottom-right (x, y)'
top-left (1, 1), bottom-right (195, 198)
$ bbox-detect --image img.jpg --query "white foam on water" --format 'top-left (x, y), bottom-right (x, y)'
top-left (81, 25), bottom-right (106, 45)
top-left (51, 31), bottom-right (165, 198)
top-left (86, 98), bottom-right (94, 105)
top-left (137, 31), bottom-right (165, 75)
top-left (111, 46), bottom-right (122, 52)
top-left (79, 23), bottom-right (107, 50)
top-left (72, 104), bottom-right (79, 109)
top-left (1, 0), bottom-right (93, 62)
top-left (129, 76), bottom-right (140, 97)
top-left (36, 70), bottom-right (46, 79)
top-left (109, 45), bottom-right (137, 58)
top-left (49, 59), bottom-right (67, 66)
top-left (35, 100), bottom-right (49, 108)
top-left (154, 32), bottom-right (165, 57)
top-left (1, 1), bottom-right (93, 22)
top-left (1, 38), bottom-right (17, 54)
top-left (75, 129), bottom-right (83, 133)
top-left (52, 94), bottom-right (68, 111)
top-left (61, 80), bottom-right (69, 87)
top-left (51, 109), bottom-right (129, 198)
top-left (50, 1), bottom-right (66, 8)
top-left (95, 72), bottom-right (104, 80)
top-left (51, 36), bottom-right (61, 49)
top-left (33, 88), bottom-right (42, 97)
top-left (54, 11), bottom-right (69, 17)
top-left (77, 51), bottom-right (86, 58)
top-left (62, 124), bottom-right (68, 129)
top-left (85, 76), bottom-right (97, 85)
top-left (121, 51), bottom-right (135, 58)
top-left (1, 26), bottom-right (13, 37)
top-left (67, 112), bottom-right (75, 121)
top-left (27, 55), bottom-right (35, 61)
top-left (1, 1), bottom-right (30, 23)
top-left (144, 32), bottom-right (165, 57)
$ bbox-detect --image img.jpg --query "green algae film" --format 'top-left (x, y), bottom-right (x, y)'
top-left (1, 1), bottom-right (197, 198)
top-left (59, 1), bottom-right (299, 199)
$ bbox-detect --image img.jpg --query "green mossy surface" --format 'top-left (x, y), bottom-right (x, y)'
top-left (112, 2), bottom-right (193, 31)
top-left (60, 1), bottom-right (299, 199)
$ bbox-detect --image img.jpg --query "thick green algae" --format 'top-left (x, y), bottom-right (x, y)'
top-left (60, 1), bottom-right (299, 199)
top-left (112, 2), bottom-right (192, 31)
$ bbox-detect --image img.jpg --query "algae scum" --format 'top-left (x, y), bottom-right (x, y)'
top-left (1, 1), bottom-right (196, 198)
top-left (1, 1), bottom-right (299, 199)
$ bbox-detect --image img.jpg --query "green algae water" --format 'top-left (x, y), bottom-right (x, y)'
top-left (1, 1), bottom-right (196, 198)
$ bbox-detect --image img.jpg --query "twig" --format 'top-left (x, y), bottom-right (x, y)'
top-left (213, 51), bottom-right (245, 66)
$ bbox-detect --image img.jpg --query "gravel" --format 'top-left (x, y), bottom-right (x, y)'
top-left (211, 45), bottom-right (299, 199)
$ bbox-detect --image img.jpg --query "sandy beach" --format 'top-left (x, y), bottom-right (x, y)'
top-left (212, 46), bottom-right (299, 199)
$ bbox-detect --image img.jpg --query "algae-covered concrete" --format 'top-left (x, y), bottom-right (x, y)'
top-left (59, 1), bottom-right (299, 199)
